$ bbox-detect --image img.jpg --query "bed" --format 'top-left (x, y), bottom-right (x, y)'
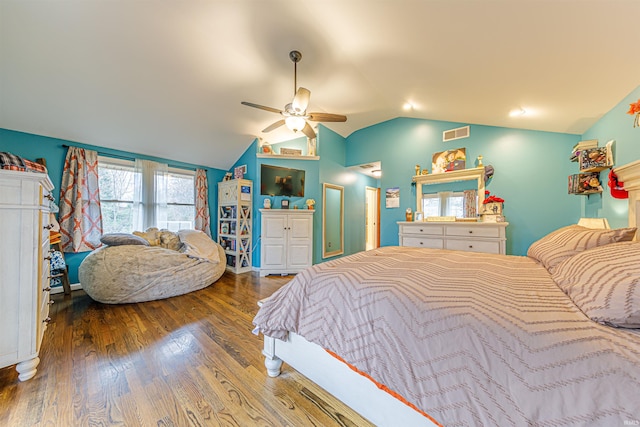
top-left (252, 161), bottom-right (640, 426)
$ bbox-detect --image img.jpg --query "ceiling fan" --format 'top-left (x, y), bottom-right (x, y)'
top-left (241, 50), bottom-right (347, 140)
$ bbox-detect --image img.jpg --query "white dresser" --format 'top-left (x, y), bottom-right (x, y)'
top-left (0, 170), bottom-right (54, 381)
top-left (398, 221), bottom-right (508, 255)
top-left (260, 209), bottom-right (314, 276)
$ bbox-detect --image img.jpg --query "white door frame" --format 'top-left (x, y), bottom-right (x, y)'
top-left (365, 186), bottom-right (379, 250)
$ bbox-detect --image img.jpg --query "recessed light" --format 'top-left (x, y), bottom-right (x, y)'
top-left (509, 108), bottom-right (527, 117)
top-left (403, 102), bottom-right (414, 111)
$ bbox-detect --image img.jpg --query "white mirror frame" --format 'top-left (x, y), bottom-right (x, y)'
top-left (322, 183), bottom-right (344, 258)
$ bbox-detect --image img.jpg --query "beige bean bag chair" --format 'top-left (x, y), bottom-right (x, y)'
top-left (79, 229), bottom-right (225, 304)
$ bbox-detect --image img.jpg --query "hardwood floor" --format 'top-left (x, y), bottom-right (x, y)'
top-left (0, 272), bottom-right (374, 427)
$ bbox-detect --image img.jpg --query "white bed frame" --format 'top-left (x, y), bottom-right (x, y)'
top-left (262, 160), bottom-right (640, 427)
top-left (262, 333), bottom-right (436, 427)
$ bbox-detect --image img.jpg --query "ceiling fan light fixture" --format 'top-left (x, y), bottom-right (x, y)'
top-left (285, 116), bottom-right (306, 132)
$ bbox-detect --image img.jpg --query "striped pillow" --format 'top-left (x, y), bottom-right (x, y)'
top-left (527, 225), bottom-right (636, 274)
top-left (552, 241), bottom-right (640, 328)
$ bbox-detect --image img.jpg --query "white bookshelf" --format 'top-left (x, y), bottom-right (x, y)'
top-left (217, 179), bottom-right (252, 273)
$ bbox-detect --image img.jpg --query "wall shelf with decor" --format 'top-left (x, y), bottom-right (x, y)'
top-left (568, 140), bottom-right (613, 196)
top-left (256, 154), bottom-right (319, 161)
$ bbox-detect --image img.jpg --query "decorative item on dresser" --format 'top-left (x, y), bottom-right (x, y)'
top-left (218, 178), bottom-right (252, 273)
top-left (259, 209), bottom-right (313, 276)
top-left (0, 169), bottom-right (54, 381)
top-left (398, 221), bottom-right (508, 254)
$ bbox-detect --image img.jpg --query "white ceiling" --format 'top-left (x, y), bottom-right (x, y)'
top-left (1, 1), bottom-right (639, 170)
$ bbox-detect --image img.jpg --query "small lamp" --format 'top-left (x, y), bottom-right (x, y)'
top-left (577, 217), bottom-right (610, 229)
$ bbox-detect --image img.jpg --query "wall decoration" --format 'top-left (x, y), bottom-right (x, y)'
top-left (627, 98), bottom-right (640, 128)
top-left (234, 165), bottom-right (247, 179)
top-left (280, 147), bottom-right (302, 156)
top-left (385, 187), bottom-right (400, 208)
top-left (432, 148), bottom-right (466, 174)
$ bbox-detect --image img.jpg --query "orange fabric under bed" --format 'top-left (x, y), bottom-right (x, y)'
top-left (325, 349), bottom-right (443, 427)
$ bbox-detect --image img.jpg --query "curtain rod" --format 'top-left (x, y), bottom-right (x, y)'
top-left (61, 144), bottom-right (207, 171)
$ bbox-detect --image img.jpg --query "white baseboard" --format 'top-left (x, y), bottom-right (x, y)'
top-left (50, 283), bottom-right (82, 295)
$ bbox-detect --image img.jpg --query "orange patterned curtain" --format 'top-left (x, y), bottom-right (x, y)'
top-left (59, 147), bottom-right (103, 252)
top-left (194, 169), bottom-right (211, 236)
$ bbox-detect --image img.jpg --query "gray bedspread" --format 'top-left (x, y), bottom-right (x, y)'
top-left (253, 246), bottom-right (640, 426)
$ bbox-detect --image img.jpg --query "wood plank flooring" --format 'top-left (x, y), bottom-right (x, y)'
top-left (0, 272), bottom-right (374, 427)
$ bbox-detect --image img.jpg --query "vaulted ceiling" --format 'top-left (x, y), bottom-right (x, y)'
top-left (1, 1), bottom-right (639, 170)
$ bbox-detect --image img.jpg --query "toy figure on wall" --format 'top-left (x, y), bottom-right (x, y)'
top-left (432, 148), bottom-right (466, 174)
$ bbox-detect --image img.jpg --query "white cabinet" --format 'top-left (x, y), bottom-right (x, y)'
top-left (0, 170), bottom-right (53, 381)
top-left (218, 179), bottom-right (253, 274)
top-left (260, 209), bottom-right (314, 276)
top-left (398, 221), bottom-right (508, 255)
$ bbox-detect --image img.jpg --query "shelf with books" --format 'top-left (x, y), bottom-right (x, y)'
top-left (568, 140), bottom-right (613, 196)
top-left (217, 179), bottom-right (252, 273)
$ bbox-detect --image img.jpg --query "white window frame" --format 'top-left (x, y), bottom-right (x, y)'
top-left (422, 191), bottom-right (466, 218)
top-left (97, 156), bottom-right (196, 233)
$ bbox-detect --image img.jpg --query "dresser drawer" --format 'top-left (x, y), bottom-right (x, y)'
top-left (445, 239), bottom-right (501, 254)
top-left (399, 223), bottom-right (444, 236)
top-left (402, 237), bottom-right (443, 249)
top-left (445, 225), bottom-right (502, 238)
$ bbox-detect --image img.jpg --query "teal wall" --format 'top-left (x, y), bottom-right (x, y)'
top-left (0, 128), bottom-right (226, 284)
top-left (3, 84), bottom-right (639, 280)
top-left (345, 118), bottom-right (582, 256)
top-left (581, 85), bottom-right (640, 229)
top-left (229, 127), bottom-right (376, 267)
top-left (231, 136), bottom-right (322, 266)
top-left (318, 125), bottom-right (377, 259)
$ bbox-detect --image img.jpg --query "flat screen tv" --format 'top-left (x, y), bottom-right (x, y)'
top-left (260, 164), bottom-right (305, 197)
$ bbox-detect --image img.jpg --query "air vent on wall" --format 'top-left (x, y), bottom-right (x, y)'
top-left (443, 125), bottom-right (470, 142)
top-left (359, 164), bottom-right (374, 169)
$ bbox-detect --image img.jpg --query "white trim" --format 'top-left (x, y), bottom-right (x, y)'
top-left (50, 283), bottom-right (82, 295)
top-left (264, 333), bottom-right (437, 427)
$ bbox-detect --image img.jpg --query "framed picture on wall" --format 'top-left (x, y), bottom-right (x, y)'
top-left (432, 148), bottom-right (466, 174)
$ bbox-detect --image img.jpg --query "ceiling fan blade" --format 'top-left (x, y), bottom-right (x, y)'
top-left (301, 121), bottom-right (316, 139)
top-left (291, 87), bottom-right (311, 114)
top-left (241, 101), bottom-right (283, 114)
top-left (262, 119), bottom-right (286, 133)
top-left (307, 112), bottom-right (347, 122)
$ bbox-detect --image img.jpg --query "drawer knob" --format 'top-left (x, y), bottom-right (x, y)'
top-left (43, 317), bottom-right (51, 324)
top-left (419, 242), bottom-right (423, 245)
top-left (468, 245), bottom-right (473, 248)
top-left (44, 287), bottom-right (52, 292)
top-left (44, 224), bottom-right (54, 230)
top-left (468, 230), bottom-right (473, 234)
top-left (419, 229), bottom-right (423, 232)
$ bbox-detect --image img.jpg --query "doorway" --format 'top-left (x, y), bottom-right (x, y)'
top-left (365, 186), bottom-right (380, 250)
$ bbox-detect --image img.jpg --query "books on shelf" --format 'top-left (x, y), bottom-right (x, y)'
top-left (568, 172), bottom-right (602, 194)
top-left (570, 139), bottom-right (598, 161)
top-left (578, 140), bottom-right (613, 172)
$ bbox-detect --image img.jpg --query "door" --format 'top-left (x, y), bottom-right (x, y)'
top-left (365, 186), bottom-right (380, 250)
top-left (261, 214), bottom-right (287, 269)
top-left (287, 215), bottom-right (313, 269)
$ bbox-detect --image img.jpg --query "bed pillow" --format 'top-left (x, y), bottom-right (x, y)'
top-left (552, 241), bottom-right (640, 328)
top-left (100, 233), bottom-right (150, 247)
top-left (527, 225), bottom-right (636, 274)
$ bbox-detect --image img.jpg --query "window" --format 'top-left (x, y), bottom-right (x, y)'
top-left (165, 169), bottom-right (196, 231)
top-left (422, 191), bottom-right (466, 218)
top-left (98, 157), bottom-right (195, 233)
